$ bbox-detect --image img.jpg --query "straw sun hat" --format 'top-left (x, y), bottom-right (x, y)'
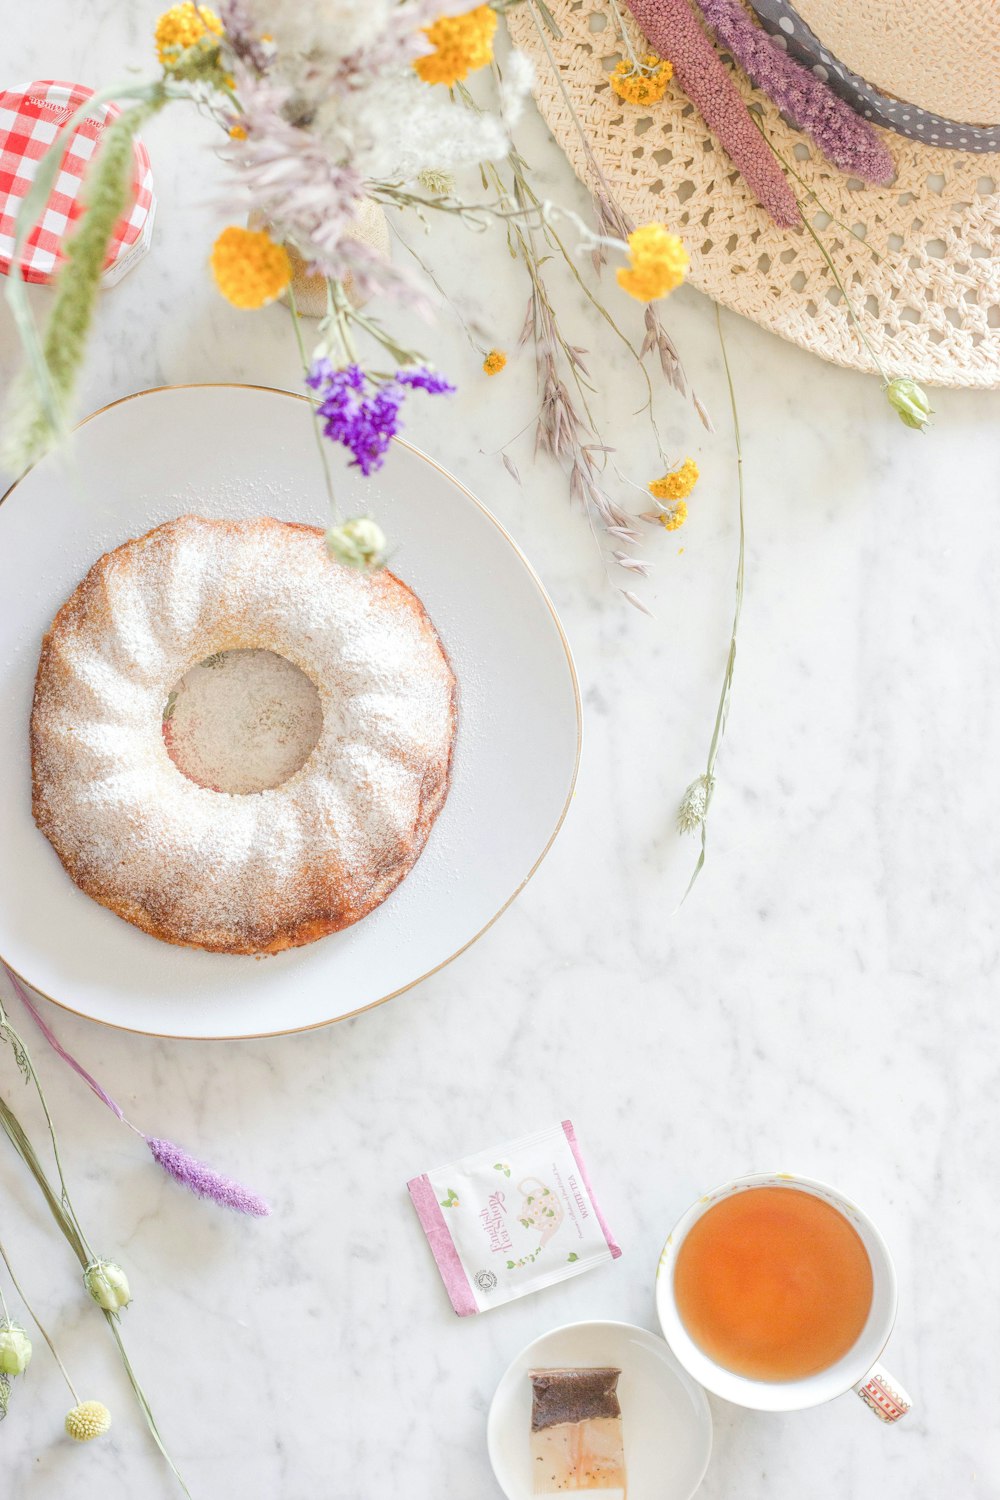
top-left (507, 0), bottom-right (1000, 386)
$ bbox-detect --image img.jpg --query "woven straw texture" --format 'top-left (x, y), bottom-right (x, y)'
top-left (507, 0), bottom-right (1000, 387)
top-left (790, 0), bottom-right (1000, 125)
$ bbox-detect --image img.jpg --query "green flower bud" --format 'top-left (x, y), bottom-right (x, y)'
top-left (884, 377), bottom-right (932, 431)
top-left (0, 1320), bottom-right (32, 1376)
top-left (84, 1259), bottom-right (132, 1312)
top-left (326, 517), bottom-right (387, 571)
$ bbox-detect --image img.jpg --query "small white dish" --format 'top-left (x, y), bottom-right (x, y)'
top-left (0, 385), bottom-right (581, 1038)
top-left (487, 1320), bottom-right (712, 1500)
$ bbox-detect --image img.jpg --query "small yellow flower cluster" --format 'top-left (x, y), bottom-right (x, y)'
top-left (154, 2), bottom-right (222, 64)
top-left (482, 349), bottom-right (507, 376)
top-left (609, 53), bottom-right (673, 106)
top-left (415, 5), bottom-right (497, 87)
top-left (617, 223), bottom-right (689, 302)
top-left (65, 1401), bottom-right (112, 1443)
top-left (649, 457), bottom-right (698, 502)
top-left (228, 122), bottom-right (248, 141)
top-left (210, 225), bottom-right (292, 309)
top-left (649, 458), bottom-right (699, 532)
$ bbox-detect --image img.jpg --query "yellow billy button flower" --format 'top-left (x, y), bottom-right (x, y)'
top-left (326, 518), bottom-right (387, 571)
top-left (154, 2), bottom-right (222, 64)
top-left (617, 223), bottom-right (689, 302)
top-left (84, 1260), bottom-right (132, 1313)
top-left (609, 53), bottom-right (673, 106)
top-left (0, 1320), bottom-right (31, 1376)
top-left (210, 226), bottom-right (292, 310)
top-left (482, 349), bottom-right (507, 376)
top-left (648, 457), bottom-right (699, 502)
top-left (65, 1401), bottom-right (112, 1443)
top-left (415, 5), bottom-right (497, 87)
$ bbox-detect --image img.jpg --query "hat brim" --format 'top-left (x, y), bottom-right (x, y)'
top-left (507, 0), bottom-right (1000, 388)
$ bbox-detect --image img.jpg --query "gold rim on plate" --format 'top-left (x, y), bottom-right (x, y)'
top-left (0, 383), bottom-right (583, 1041)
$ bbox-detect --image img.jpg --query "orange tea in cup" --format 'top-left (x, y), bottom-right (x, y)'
top-left (673, 1186), bottom-right (874, 1382)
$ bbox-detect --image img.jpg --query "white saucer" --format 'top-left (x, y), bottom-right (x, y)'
top-left (488, 1320), bottom-right (713, 1500)
top-left (0, 385), bottom-right (580, 1038)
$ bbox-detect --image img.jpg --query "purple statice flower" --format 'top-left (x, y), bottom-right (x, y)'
top-left (146, 1138), bottom-right (271, 1217)
top-left (693, 0), bottom-right (895, 185)
top-left (307, 360), bottom-right (454, 475)
top-left (397, 365), bottom-right (456, 395)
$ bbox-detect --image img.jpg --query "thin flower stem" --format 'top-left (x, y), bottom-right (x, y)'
top-left (746, 110), bottom-right (888, 374)
top-left (797, 211), bottom-right (888, 380)
top-left (678, 303), bottom-right (745, 903)
top-left (0, 1003), bottom-right (96, 1263)
top-left (388, 220), bottom-right (485, 353)
top-left (0, 1235), bottom-right (79, 1401)
top-left (749, 108), bottom-right (881, 264)
top-left (286, 280), bottom-right (341, 523)
top-left (605, 0), bottom-right (649, 71)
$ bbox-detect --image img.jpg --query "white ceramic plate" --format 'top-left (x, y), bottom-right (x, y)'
top-left (488, 1320), bottom-right (713, 1500)
top-left (0, 385), bottom-right (580, 1039)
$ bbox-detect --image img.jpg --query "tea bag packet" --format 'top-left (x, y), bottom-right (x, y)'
top-left (407, 1120), bottom-right (622, 1315)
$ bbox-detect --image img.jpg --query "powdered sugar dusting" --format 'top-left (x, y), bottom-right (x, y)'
top-left (30, 516), bottom-right (458, 953)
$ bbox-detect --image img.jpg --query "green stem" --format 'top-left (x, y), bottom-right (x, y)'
top-left (0, 1235), bottom-right (79, 1401)
top-left (0, 1010), bottom-right (95, 1261)
top-left (679, 304), bottom-right (745, 903)
top-left (286, 280), bottom-right (340, 523)
top-left (746, 110), bottom-right (889, 378)
top-left (797, 211), bottom-right (889, 381)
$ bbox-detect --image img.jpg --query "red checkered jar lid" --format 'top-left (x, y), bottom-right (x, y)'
top-left (0, 79), bottom-right (155, 286)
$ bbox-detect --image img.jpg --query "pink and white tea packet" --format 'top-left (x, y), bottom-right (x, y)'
top-left (407, 1120), bottom-right (622, 1316)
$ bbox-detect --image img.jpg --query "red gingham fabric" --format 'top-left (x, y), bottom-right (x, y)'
top-left (0, 79), bottom-right (154, 284)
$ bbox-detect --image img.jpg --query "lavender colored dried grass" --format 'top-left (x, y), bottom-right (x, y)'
top-left (693, 0), bottom-right (894, 184)
top-left (146, 1138), bottom-right (270, 1217)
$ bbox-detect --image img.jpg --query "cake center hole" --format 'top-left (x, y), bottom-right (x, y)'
top-left (162, 649), bottom-right (322, 795)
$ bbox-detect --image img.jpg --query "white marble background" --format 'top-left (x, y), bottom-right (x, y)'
top-left (2, 6), bottom-right (1000, 1498)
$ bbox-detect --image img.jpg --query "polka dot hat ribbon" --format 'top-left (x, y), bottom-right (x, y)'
top-left (749, 0), bottom-right (1000, 152)
top-left (0, 79), bottom-right (156, 286)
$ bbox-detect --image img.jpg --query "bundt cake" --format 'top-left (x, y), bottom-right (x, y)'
top-left (30, 515), bottom-right (457, 954)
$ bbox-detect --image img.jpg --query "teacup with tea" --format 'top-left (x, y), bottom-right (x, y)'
top-left (656, 1173), bottom-right (911, 1421)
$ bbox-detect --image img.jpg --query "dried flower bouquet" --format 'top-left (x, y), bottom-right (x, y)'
top-left (0, 0), bottom-right (938, 894)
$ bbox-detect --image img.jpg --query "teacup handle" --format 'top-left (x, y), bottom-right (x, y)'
top-left (854, 1361), bottom-right (912, 1422)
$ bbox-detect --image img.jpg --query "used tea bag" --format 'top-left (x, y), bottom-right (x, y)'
top-left (407, 1121), bottom-right (621, 1315)
top-left (530, 1367), bottom-right (627, 1496)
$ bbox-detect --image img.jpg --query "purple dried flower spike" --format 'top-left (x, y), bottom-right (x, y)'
top-left (693, 0), bottom-right (894, 184)
top-left (308, 359), bottom-right (454, 475)
top-left (146, 1137), bottom-right (271, 1217)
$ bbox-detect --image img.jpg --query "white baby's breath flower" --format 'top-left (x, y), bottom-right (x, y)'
top-left (499, 50), bottom-right (536, 128)
top-left (339, 72), bottom-right (508, 183)
top-left (245, 0), bottom-right (396, 63)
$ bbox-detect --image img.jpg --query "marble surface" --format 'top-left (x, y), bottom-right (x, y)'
top-left (2, 7), bottom-right (1000, 1498)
